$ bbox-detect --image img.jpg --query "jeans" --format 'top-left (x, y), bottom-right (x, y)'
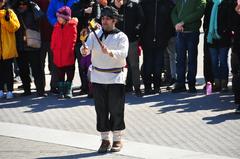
top-left (209, 47), bottom-right (229, 80)
top-left (176, 32), bottom-right (199, 86)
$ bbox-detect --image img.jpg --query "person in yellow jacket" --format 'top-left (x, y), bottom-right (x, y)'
top-left (0, 0), bottom-right (20, 99)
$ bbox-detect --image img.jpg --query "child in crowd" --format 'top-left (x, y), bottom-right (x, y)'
top-left (51, 6), bottom-right (78, 98)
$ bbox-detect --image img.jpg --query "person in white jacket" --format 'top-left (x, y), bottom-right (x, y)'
top-left (81, 6), bottom-right (129, 153)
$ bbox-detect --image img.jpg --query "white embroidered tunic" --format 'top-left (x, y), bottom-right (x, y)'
top-left (81, 28), bottom-right (129, 84)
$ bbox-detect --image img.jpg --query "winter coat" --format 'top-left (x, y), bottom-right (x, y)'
top-left (51, 18), bottom-right (78, 67)
top-left (14, 2), bottom-right (42, 52)
top-left (114, 0), bottom-right (145, 42)
top-left (140, 0), bottom-right (175, 48)
top-left (203, 0), bottom-right (234, 48)
top-left (231, 1), bottom-right (240, 75)
top-left (171, 0), bottom-right (206, 32)
top-left (0, 8), bottom-right (20, 60)
top-left (47, 0), bottom-right (78, 26)
top-left (35, 0), bottom-right (53, 42)
top-left (71, 0), bottom-right (101, 43)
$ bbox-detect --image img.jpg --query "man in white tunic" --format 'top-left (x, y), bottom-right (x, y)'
top-left (81, 6), bottom-right (129, 153)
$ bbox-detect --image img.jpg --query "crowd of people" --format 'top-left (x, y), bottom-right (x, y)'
top-left (0, 0), bottom-right (240, 153)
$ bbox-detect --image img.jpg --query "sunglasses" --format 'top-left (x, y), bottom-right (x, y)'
top-left (19, 2), bottom-right (27, 5)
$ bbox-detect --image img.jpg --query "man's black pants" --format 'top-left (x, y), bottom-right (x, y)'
top-left (93, 83), bottom-right (125, 132)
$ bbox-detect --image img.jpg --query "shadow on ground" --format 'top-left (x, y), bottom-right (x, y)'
top-left (0, 92), bottom-right (94, 113)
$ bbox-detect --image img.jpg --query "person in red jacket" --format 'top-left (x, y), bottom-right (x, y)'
top-left (51, 6), bottom-right (78, 98)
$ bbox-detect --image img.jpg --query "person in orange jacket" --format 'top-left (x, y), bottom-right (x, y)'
top-left (51, 6), bottom-right (78, 98)
top-left (0, 0), bottom-right (20, 99)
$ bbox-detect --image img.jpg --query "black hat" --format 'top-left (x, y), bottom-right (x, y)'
top-left (101, 6), bottom-right (123, 21)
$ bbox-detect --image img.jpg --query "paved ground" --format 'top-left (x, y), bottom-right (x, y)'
top-left (0, 34), bottom-right (240, 159)
top-left (0, 136), bottom-right (138, 159)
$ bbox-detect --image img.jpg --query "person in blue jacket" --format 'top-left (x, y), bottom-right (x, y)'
top-left (47, 0), bottom-right (78, 26)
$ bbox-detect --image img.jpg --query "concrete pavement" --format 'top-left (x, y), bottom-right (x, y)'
top-left (0, 33), bottom-right (240, 159)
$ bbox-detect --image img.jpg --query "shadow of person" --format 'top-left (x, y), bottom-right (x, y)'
top-left (202, 112), bottom-right (240, 124)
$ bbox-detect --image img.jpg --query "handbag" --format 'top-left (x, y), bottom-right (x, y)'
top-left (20, 16), bottom-right (41, 48)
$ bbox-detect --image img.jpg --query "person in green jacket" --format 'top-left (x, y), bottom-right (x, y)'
top-left (171, 0), bottom-right (206, 93)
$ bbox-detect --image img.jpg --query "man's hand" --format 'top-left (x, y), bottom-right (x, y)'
top-left (84, 7), bottom-right (92, 14)
top-left (81, 47), bottom-right (89, 57)
top-left (175, 22), bottom-right (184, 32)
top-left (101, 44), bottom-right (113, 57)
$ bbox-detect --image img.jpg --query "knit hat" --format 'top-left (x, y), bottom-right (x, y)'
top-left (56, 6), bottom-right (71, 21)
top-left (101, 6), bottom-right (123, 21)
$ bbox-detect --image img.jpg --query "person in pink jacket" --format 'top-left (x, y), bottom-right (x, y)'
top-left (51, 6), bottom-right (78, 98)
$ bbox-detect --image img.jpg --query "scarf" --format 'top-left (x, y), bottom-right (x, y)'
top-left (99, 28), bottom-right (120, 41)
top-left (207, 0), bottom-right (223, 44)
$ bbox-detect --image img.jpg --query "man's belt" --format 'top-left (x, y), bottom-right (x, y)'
top-left (92, 66), bottom-right (123, 73)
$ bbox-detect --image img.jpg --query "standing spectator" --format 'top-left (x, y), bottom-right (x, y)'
top-left (81, 6), bottom-right (128, 153)
top-left (203, 0), bottom-right (214, 90)
top-left (35, 0), bottom-right (57, 94)
top-left (140, 0), bottom-right (174, 95)
top-left (47, 0), bottom-right (78, 94)
top-left (232, 0), bottom-right (240, 113)
top-left (0, 0), bottom-right (20, 99)
top-left (14, 0), bottom-right (46, 97)
top-left (51, 6), bottom-right (78, 98)
top-left (71, 0), bottom-right (100, 95)
top-left (171, 0), bottom-right (206, 93)
top-left (113, 0), bottom-right (144, 97)
top-left (164, 0), bottom-right (177, 89)
top-left (204, 0), bottom-right (232, 92)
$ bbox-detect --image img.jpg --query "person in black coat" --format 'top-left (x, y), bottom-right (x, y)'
top-left (112, 0), bottom-right (144, 97)
top-left (232, 0), bottom-right (240, 113)
top-left (71, 0), bottom-right (100, 96)
top-left (140, 0), bottom-right (174, 94)
top-left (14, 0), bottom-right (46, 97)
top-left (203, 0), bottom-right (233, 92)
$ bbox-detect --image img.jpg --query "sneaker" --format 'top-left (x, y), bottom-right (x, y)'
top-left (0, 90), bottom-right (4, 99)
top-left (6, 91), bottom-right (14, 99)
top-left (98, 140), bottom-right (111, 153)
top-left (235, 105), bottom-right (240, 114)
top-left (172, 83), bottom-right (186, 93)
top-left (111, 141), bottom-right (123, 152)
